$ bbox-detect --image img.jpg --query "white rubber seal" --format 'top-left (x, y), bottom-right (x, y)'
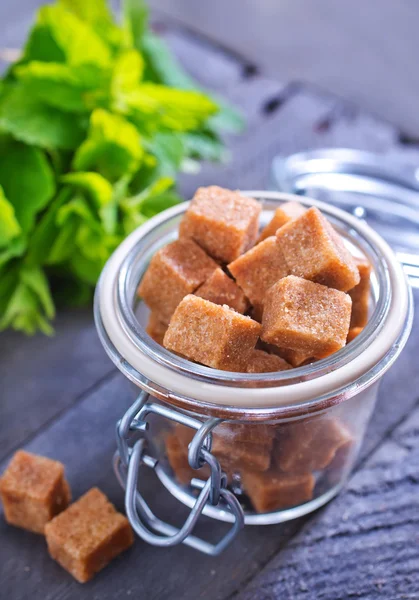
top-left (98, 192), bottom-right (409, 408)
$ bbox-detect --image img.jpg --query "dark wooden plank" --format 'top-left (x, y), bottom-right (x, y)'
top-left (1, 296), bottom-right (418, 600)
top-left (1, 10), bottom-right (419, 600)
top-left (0, 310), bottom-right (114, 461)
top-left (149, 0), bottom-right (419, 138)
top-left (235, 402), bottom-right (419, 600)
top-left (0, 373), bottom-right (307, 600)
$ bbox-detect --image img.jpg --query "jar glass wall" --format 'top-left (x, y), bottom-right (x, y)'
top-left (95, 192), bottom-right (413, 526)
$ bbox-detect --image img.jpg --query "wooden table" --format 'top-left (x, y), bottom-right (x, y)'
top-left (1, 13), bottom-right (419, 600)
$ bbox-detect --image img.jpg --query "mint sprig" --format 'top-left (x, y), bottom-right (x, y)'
top-left (0, 0), bottom-right (243, 335)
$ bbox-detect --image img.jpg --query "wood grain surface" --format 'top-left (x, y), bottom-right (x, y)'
top-left (1, 10), bottom-right (419, 600)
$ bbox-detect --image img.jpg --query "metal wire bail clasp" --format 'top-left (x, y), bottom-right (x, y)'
top-left (113, 391), bottom-right (245, 555)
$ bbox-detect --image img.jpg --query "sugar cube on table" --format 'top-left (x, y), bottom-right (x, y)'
top-left (0, 450), bottom-right (71, 534)
top-left (45, 488), bottom-right (133, 583)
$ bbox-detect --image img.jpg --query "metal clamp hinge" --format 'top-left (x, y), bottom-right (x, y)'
top-left (113, 391), bottom-right (245, 555)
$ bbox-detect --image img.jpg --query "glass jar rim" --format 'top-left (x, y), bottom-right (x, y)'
top-left (95, 191), bottom-right (413, 419)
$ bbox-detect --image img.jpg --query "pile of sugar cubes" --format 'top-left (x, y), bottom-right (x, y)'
top-left (0, 451), bottom-right (133, 582)
top-left (140, 186), bottom-right (371, 372)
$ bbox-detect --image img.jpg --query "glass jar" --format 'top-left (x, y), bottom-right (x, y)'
top-left (94, 191), bottom-right (413, 554)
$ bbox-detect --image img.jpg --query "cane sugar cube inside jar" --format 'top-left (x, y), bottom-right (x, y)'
top-left (228, 236), bottom-right (289, 316)
top-left (212, 436), bottom-right (272, 472)
top-left (163, 295), bottom-right (261, 372)
top-left (275, 418), bottom-right (353, 473)
top-left (270, 346), bottom-right (314, 367)
top-left (242, 470), bottom-right (315, 512)
top-left (195, 267), bottom-right (249, 314)
top-left (179, 186), bottom-right (261, 263)
top-left (258, 201), bottom-right (306, 242)
top-left (146, 312), bottom-right (168, 345)
top-left (0, 450), bottom-right (71, 534)
top-left (246, 349), bottom-right (292, 373)
top-left (276, 207), bottom-right (360, 292)
top-left (262, 276), bottom-right (352, 358)
top-left (45, 488), bottom-right (133, 583)
top-left (214, 422), bottom-right (276, 446)
top-left (165, 434), bottom-right (210, 485)
top-left (347, 326), bottom-right (363, 343)
top-left (138, 238), bottom-right (218, 324)
top-left (349, 257), bottom-right (371, 327)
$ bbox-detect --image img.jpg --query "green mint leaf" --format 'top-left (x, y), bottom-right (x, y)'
top-left (21, 266), bottom-right (55, 319)
top-left (57, 195), bottom-right (100, 229)
top-left (181, 130), bottom-right (230, 163)
top-left (0, 237), bottom-right (27, 269)
top-left (0, 264), bottom-right (55, 335)
top-left (0, 139), bottom-right (55, 233)
top-left (0, 185), bottom-right (21, 247)
top-left (58, 0), bottom-right (123, 50)
top-left (27, 188), bottom-right (72, 265)
top-left (126, 83), bottom-right (218, 132)
top-left (141, 31), bottom-right (196, 88)
top-left (39, 4), bottom-right (112, 67)
top-left (141, 32), bottom-right (244, 133)
top-left (140, 190), bottom-right (182, 218)
top-left (208, 101), bottom-right (246, 134)
top-left (111, 49), bottom-right (144, 104)
top-left (73, 108), bottom-right (143, 180)
top-left (122, 0), bottom-right (149, 50)
top-left (68, 252), bottom-right (105, 285)
top-left (61, 171), bottom-right (115, 233)
top-left (14, 61), bottom-right (110, 113)
top-left (147, 132), bottom-right (185, 178)
top-left (21, 11), bottom-right (66, 64)
top-left (0, 84), bottom-right (86, 150)
top-left (47, 217), bottom-right (79, 264)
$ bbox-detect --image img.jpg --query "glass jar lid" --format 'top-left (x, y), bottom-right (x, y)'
top-left (271, 148), bottom-right (419, 287)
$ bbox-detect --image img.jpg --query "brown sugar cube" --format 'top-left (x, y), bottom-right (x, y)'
top-left (261, 276), bottom-right (352, 358)
top-left (214, 423), bottom-right (276, 447)
top-left (165, 434), bottom-right (210, 485)
top-left (163, 295), bottom-right (261, 372)
top-left (146, 312), bottom-right (168, 345)
top-left (246, 349), bottom-right (292, 373)
top-left (258, 201), bottom-right (306, 242)
top-left (272, 346), bottom-right (314, 367)
top-left (0, 450), bottom-right (71, 534)
top-left (179, 186), bottom-right (261, 263)
top-left (138, 238), bottom-right (218, 324)
top-left (228, 236), bottom-right (289, 315)
top-left (276, 207), bottom-right (360, 292)
top-left (349, 257), bottom-right (371, 327)
top-left (45, 488), bottom-right (133, 583)
top-left (212, 437), bottom-right (272, 472)
top-left (347, 326), bottom-right (363, 343)
top-left (275, 418), bottom-right (353, 473)
top-left (195, 267), bottom-right (249, 314)
top-left (242, 469), bottom-right (315, 512)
